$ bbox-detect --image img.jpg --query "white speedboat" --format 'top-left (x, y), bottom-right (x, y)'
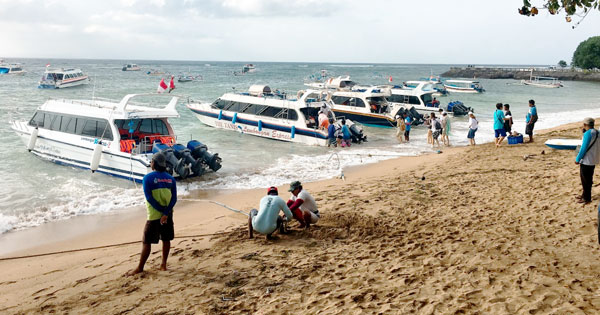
top-left (187, 85), bottom-right (367, 146)
top-left (305, 75), bottom-right (357, 90)
top-left (38, 68), bottom-right (89, 89)
top-left (122, 64), bottom-right (141, 71)
top-left (328, 85), bottom-right (399, 127)
top-left (242, 64), bottom-right (256, 73)
top-left (0, 62), bottom-right (26, 75)
top-left (386, 81), bottom-right (445, 115)
top-left (11, 94), bottom-right (221, 182)
top-left (443, 80), bottom-right (485, 93)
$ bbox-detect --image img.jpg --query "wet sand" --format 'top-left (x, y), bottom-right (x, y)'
top-left (2, 121), bottom-right (600, 314)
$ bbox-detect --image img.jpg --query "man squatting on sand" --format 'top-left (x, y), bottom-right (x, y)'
top-left (287, 181), bottom-right (321, 228)
top-left (575, 118), bottom-right (600, 205)
top-left (129, 152), bottom-right (177, 275)
top-left (249, 186), bottom-right (293, 240)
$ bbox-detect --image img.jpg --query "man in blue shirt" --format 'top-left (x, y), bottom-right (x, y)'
top-left (575, 118), bottom-right (600, 204)
top-left (128, 152), bottom-right (177, 275)
top-left (327, 119), bottom-right (336, 147)
top-left (404, 113), bottom-right (412, 142)
top-left (525, 99), bottom-right (538, 143)
top-left (493, 103), bottom-right (507, 147)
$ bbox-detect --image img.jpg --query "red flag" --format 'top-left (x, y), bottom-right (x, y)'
top-left (388, 75), bottom-right (393, 83)
top-left (169, 76), bottom-right (175, 93)
top-left (157, 78), bottom-right (168, 93)
top-left (45, 63), bottom-right (50, 68)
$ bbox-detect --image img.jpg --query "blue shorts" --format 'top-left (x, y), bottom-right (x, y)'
top-left (467, 128), bottom-right (477, 139)
top-left (494, 128), bottom-right (506, 138)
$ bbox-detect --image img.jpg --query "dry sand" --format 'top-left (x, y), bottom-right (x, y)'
top-left (2, 122), bottom-right (600, 314)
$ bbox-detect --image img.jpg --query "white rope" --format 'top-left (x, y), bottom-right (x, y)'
top-left (181, 199), bottom-right (249, 216)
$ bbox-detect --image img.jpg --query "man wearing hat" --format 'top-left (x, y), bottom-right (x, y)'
top-left (249, 186), bottom-right (293, 240)
top-left (575, 118), bottom-right (600, 204)
top-left (128, 152), bottom-right (177, 275)
top-left (287, 181), bottom-right (320, 228)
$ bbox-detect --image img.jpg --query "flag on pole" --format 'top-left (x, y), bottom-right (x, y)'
top-left (388, 75), bottom-right (393, 83)
top-left (168, 76), bottom-right (175, 93)
top-left (45, 63), bottom-right (50, 68)
top-left (157, 78), bottom-right (168, 94)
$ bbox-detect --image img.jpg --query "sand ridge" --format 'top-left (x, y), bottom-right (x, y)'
top-left (3, 125), bottom-right (600, 314)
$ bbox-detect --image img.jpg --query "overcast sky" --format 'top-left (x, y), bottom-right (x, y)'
top-left (1, 0), bottom-right (599, 64)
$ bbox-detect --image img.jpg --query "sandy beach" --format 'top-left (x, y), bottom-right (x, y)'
top-left (3, 122), bottom-right (600, 314)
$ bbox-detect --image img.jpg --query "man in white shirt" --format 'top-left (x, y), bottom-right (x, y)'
top-left (287, 181), bottom-right (320, 228)
top-left (249, 186), bottom-right (293, 240)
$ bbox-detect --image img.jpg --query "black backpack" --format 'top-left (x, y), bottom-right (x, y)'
top-left (435, 120), bottom-right (442, 130)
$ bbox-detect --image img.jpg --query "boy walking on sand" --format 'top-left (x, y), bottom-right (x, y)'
top-left (128, 152), bottom-right (177, 275)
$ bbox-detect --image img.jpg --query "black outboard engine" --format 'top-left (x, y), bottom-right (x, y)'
top-left (187, 140), bottom-right (222, 172)
top-left (152, 142), bottom-right (189, 178)
top-left (446, 101), bottom-right (472, 116)
top-left (408, 107), bottom-right (425, 125)
top-left (172, 144), bottom-right (205, 177)
top-left (349, 123), bottom-right (367, 143)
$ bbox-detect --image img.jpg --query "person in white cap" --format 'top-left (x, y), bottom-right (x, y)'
top-left (575, 117), bottom-right (600, 204)
top-left (467, 112), bottom-right (478, 146)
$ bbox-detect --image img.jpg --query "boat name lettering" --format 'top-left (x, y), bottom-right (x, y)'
top-left (80, 137), bottom-right (111, 148)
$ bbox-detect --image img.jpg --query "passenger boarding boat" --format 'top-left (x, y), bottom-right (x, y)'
top-left (122, 64), bottom-right (141, 71)
top-left (187, 85), bottom-right (366, 146)
top-left (443, 80), bottom-right (485, 93)
top-left (38, 68), bottom-right (89, 89)
top-left (0, 61), bottom-right (26, 75)
top-left (11, 94), bottom-right (221, 182)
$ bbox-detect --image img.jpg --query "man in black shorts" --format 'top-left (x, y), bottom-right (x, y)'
top-left (525, 99), bottom-right (538, 142)
top-left (128, 153), bottom-right (177, 275)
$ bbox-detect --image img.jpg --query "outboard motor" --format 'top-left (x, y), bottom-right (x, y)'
top-left (446, 101), bottom-right (472, 116)
top-left (152, 142), bottom-right (189, 178)
top-left (187, 140), bottom-right (222, 172)
top-left (348, 122), bottom-right (367, 143)
top-left (408, 107), bottom-right (425, 126)
top-left (172, 143), bottom-right (205, 177)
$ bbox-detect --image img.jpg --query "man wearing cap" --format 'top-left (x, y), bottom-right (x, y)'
top-left (128, 152), bottom-right (177, 275)
top-left (249, 186), bottom-right (293, 240)
top-left (575, 118), bottom-right (600, 204)
top-left (287, 181), bottom-right (320, 228)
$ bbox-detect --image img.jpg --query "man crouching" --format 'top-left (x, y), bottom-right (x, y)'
top-left (249, 186), bottom-right (293, 240)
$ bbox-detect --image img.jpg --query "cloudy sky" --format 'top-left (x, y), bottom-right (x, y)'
top-left (1, 0), bottom-right (599, 64)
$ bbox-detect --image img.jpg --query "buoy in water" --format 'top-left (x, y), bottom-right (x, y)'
top-left (27, 127), bottom-right (39, 151)
top-left (90, 143), bottom-right (103, 173)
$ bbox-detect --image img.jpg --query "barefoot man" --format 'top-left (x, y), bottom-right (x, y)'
top-left (129, 152), bottom-right (177, 275)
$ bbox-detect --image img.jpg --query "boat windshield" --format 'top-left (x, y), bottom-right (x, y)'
top-left (421, 93), bottom-right (433, 105)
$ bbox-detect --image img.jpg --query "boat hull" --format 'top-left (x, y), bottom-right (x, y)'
top-left (522, 81), bottom-right (562, 88)
top-left (188, 105), bottom-right (328, 146)
top-left (544, 139), bottom-right (581, 150)
top-left (443, 85), bottom-right (482, 94)
top-left (11, 121), bottom-right (150, 182)
top-left (38, 77), bottom-right (89, 89)
top-left (331, 109), bottom-right (395, 128)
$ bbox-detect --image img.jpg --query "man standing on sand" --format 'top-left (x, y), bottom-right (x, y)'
top-left (503, 104), bottom-right (513, 135)
top-left (249, 186), bottom-right (293, 240)
top-left (494, 103), bottom-right (507, 147)
top-left (128, 152), bottom-right (177, 275)
top-left (525, 99), bottom-right (538, 142)
top-left (575, 118), bottom-right (600, 204)
top-left (287, 181), bottom-right (320, 228)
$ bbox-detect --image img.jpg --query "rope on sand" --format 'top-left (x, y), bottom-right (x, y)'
top-left (0, 232), bottom-right (228, 262)
top-left (0, 199), bottom-right (246, 261)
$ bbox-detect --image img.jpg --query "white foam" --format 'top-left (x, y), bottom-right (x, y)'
top-left (0, 213), bottom-right (18, 234)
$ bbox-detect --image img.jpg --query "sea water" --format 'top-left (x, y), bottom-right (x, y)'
top-left (0, 59), bottom-right (599, 234)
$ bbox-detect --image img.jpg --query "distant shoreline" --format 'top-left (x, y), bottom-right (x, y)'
top-left (442, 66), bottom-right (600, 82)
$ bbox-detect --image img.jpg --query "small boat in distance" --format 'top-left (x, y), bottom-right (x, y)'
top-left (242, 64), bottom-right (256, 73)
top-left (11, 94), bottom-right (221, 182)
top-left (305, 75), bottom-right (357, 90)
top-left (522, 70), bottom-right (563, 88)
top-left (122, 64), bottom-right (141, 71)
top-left (187, 85), bottom-right (367, 146)
top-left (38, 68), bottom-right (89, 89)
top-left (178, 74), bottom-right (203, 82)
top-left (0, 61), bottom-right (26, 75)
top-left (443, 80), bottom-right (485, 93)
top-left (146, 69), bottom-right (165, 76)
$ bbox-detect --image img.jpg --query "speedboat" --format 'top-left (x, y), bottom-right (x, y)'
top-left (147, 69), bottom-right (165, 76)
top-left (11, 94), bottom-right (221, 182)
top-left (386, 81), bottom-right (471, 116)
top-left (305, 75), bottom-right (357, 90)
top-left (122, 64), bottom-right (141, 71)
top-left (0, 61), bottom-right (26, 75)
top-left (242, 64), bottom-right (256, 73)
top-left (38, 68), bottom-right (89, 89)
top-left (178, 74), bottom-right (203, 82)
top-left (187, 85), bottom-right (367, 146)
top-left (443, 80), bottom-right (485, 93)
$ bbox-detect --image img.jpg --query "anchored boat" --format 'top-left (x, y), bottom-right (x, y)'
top-left (522, 70), bottom-right (563, 88)
top-left (122, 64), bottom-right (141, 71)
top-left (386, 81), bottom-right (472, 116)
top-left (187, 85), bottom-right (367, 146)
top-left (0, 61), bottom-right (26, 75)
top-left (11, 94), bottom-right (221, 182)
top-left (443, 80), bottom-right (485, 93)
top-left (38, 68), bottom-right (89, 89)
